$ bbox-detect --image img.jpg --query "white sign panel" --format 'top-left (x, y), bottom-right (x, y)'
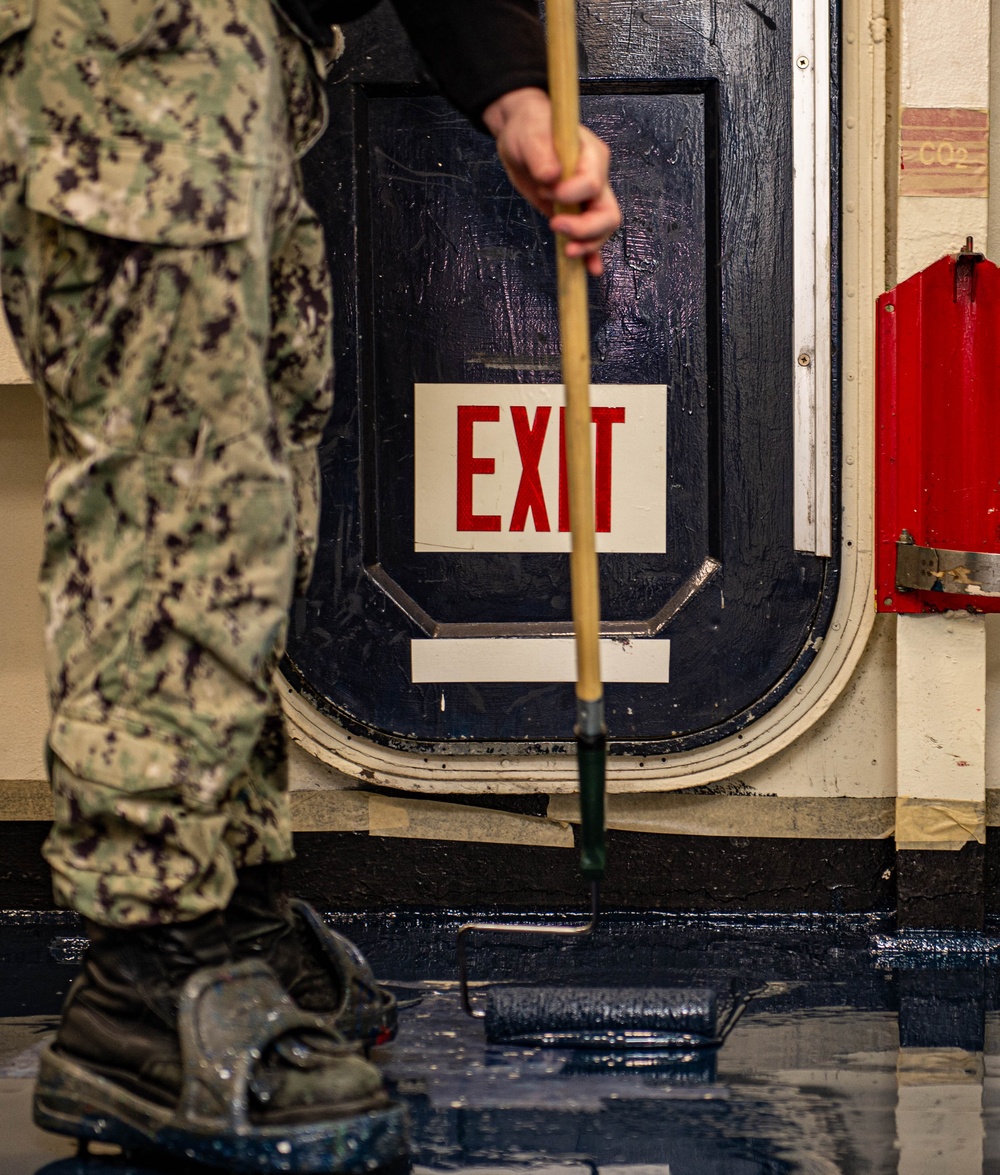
top-left (414, 383), bottom-right (667, 553)
top-left (411, 637), bottom-right (671, 684)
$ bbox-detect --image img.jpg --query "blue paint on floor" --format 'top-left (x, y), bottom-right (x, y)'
top-left (3, 910), bottom-right (1000, 1173)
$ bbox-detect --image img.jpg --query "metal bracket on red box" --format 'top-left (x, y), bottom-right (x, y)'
top-left (896, 531), bottom-right (1000, 598)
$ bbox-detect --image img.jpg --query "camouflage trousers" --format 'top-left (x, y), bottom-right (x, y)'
top-left (0, 0), bottom-right (336, 926)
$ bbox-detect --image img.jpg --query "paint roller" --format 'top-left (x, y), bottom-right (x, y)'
top-left (455, 0), bottom-right (752, 1051)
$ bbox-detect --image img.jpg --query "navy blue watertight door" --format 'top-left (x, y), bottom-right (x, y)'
top-left (284, 0), bottom-right (840, 752)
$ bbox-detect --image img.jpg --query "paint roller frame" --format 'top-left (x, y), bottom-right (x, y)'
top-left (456, 881), bottom-right (601, 1021)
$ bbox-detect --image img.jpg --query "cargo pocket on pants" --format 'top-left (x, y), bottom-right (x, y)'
top-left (24, 139), bottom-right (260, 246)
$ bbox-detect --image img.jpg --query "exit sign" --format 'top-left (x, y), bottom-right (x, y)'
top-left (413, 383), bottom-right (668, 553)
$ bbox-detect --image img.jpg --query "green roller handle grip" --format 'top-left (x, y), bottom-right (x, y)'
top-left (577, 731), bottom-right (606, 881)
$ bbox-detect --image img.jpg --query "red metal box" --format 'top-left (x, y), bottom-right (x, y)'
top-left (876, 243), bottom-right (1000, 612)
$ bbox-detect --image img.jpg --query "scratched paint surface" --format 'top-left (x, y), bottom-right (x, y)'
top-left (6, 911), bottom-right (1000, 1173)
top-left (284, 0), bottom-right (839, 750)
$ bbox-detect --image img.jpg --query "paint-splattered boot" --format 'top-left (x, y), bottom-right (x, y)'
top-left (226, 864), bottom-right (397, 1048)
top-left (33, 912), bottom-right (407, 1173)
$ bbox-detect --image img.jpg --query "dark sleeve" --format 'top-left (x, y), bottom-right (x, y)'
top-left (276, 0), bottom-right (382, 46)
top-left (389, 0), bottom-right (549, 130)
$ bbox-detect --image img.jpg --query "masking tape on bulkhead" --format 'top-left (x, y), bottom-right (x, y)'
top-left (0, 780), bottom-right (52, 820)
top-left (897, 1048), bottom-right (984, 1085)
top-left (288, 788), bottom-right (369, 831)
top-left (366, 793), bottom-right (573, 848)
top-left (0, 780), bottom-right (576, 847)
top-left (894, 795), bottom-right (986, 851)
top-left (546, 792), bottom-right (895, 840)
top-left (4, 777), bottom-right (1000, 846)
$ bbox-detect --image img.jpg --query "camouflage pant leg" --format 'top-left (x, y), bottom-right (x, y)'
top-left (34, 229), bottom-right (304, 929)
top-left (0, 0), bottom-right (334, 926)
top-left (222, 180), bottom-right (335, 871)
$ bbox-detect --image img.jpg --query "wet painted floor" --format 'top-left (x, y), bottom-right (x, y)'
top-left (3, 910), bottom-right (1000, 1173)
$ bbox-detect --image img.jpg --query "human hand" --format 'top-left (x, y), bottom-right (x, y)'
top-left (482, 86), bottom-right (621, 277)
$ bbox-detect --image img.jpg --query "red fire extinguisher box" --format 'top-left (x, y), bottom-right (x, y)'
top-left (877, 242), bottom-right (1000, 613)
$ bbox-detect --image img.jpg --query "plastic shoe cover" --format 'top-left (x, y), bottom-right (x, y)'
top-left (289, 901), bottom-right (398, 1047)
top-left (33, 959), bottom-right (408, 1174)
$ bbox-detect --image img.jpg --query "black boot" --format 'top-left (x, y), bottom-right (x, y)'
top-left (226, 863), bottom-right (397, 1046)
top-left (225, 864), bottom-right (340, 1012)
top-left (54, 912), bottom-right (229, 1104)
top-left (36, 910), bottom-right (405, 1172)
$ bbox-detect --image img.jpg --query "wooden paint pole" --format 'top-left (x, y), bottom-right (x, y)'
top-left (547, 0), bottom-right (606, 882)
top-left (546, 0), bottom-right (602, 711)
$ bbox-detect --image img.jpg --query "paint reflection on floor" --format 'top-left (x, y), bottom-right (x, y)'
top-left (3, 911), bottom-right (1000, 1173)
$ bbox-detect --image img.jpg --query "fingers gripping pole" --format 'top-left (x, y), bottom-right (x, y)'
top-left (547, 0), bottom-right (606, 882)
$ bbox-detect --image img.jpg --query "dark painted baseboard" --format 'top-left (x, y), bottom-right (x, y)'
top-left (0, 822), bottom-right (50, 909)
top-left (13, 817), bottom-right (1000, 924)
top-left (289, 829), bottom-right (897, 913)
top-left (0, 819), bottom-right (897, 914)
top-left (897, 842), bottom-right (986, 930)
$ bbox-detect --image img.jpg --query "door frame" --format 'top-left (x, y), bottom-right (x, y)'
top-left (283, 0), bottom-right (884, 794)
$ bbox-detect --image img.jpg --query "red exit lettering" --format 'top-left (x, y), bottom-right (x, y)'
top-left (456, 403), bottom-right (626, 533)
top-left (510, 406), bottom-right (551, 532)
top-left (456, 405), bottom-right (502, 531)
